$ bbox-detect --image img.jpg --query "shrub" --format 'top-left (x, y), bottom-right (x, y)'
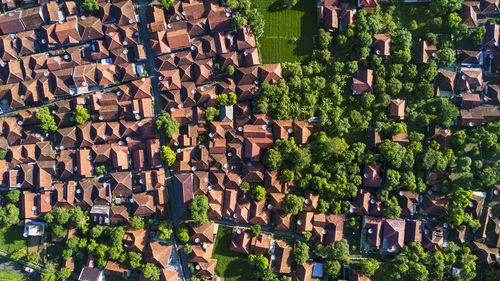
top-left (95, 165), bottom-right (108, 175)
top-left (184, 244), bottom-right (193, 255)
top-left (205, 107), bottom-right (219, 121)
top-left (0, 150), bottom-right (7, 160)
top-left (129, 216), bottom-right (145, 229)
top-left (82, 0), bottom-right (99, 14)
top-left (226, 65), bottom-right (235, 76)
top-left (250, 225), bottom-right (261, 236)
top-left (240, 181), bottom-right (250, 190)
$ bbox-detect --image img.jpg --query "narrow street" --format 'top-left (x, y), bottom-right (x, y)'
top-left (134, 1), bottom-right (190, 279)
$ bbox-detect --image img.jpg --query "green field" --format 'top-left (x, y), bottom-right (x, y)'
top-left (211, 226), bottom-right (253, 281)
top-left (0, 226), bottom-right (26, 253)
top-left (0, 271), bottom-right (31, 281)
top-left (253, 0), bottom-right (317, 63)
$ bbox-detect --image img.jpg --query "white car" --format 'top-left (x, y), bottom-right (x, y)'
top-left (24, 267), bottom-right (33, 273)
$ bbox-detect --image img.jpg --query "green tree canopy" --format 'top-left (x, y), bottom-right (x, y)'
top-left (36, 107), bottom-right (58, 133)
top-left (293, 242), bottom-right (309, 265)
top-left (161, 145), bottom-right (177, 166)
top-left (73, 106), bottom-right (90, 125)
top-left (189, 195), bottom-right (209, 226)
top-left (283, 194), bottom-right (305, 215)
top-left (155, 110), bottom-right (180, 137)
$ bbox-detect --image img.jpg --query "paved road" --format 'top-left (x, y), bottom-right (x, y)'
top-left (0, 258), bottom-right (39, 280)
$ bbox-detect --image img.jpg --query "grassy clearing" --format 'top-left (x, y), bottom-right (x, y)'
top-left (253, 0), bottom-right (317, 63)
top-left (0, 226), bottom-right (26, 253)
top-left (0, 271), bottom-right (30, 281)
top-left (211, 226), bottom-right (253, 281)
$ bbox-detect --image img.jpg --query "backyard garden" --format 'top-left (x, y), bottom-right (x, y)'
top-left (211, 226), bottom-right (253, 281)
top-left (253, 0), bottom-right (317, 63)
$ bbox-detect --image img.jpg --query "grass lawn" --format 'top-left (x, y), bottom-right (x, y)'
top-left (253, 0), bottom-right (317, 64)
top-left (0, 271), bottom-right (31, 281)
top-left (211, 226), bottom-right (253, 281)
top-left (0, 226), bottom-right (26, 253)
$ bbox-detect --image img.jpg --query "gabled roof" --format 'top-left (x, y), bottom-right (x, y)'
top-left (145, 241), bottom-right (172, 268)
top-left (123, 228), bottom-right (149, 253)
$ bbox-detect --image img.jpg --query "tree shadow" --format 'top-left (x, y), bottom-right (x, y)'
top-left (221, 259), bottom-right (251, 278)
top-left (268, 0), bottom-right (286, 12)
top-left (292, 0), bottom-right (318, 59)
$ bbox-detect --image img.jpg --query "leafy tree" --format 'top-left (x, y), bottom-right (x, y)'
top-left (90, 225), bottom-right (104, 239)
top-left (143, 263), bottom-right (161, 281)
top-left (318, 49), bottom-right (331, 62)
top-left (205, 107), bottom-right (220, 121)
top-left (159, 0), bottom-right (174, 10)
top-left (391, 28), bottom-right (412, 51)
top-left (447, 189), bottom-right (472, 225)
top-left (303, 232), bottom-right (312, 241)
top-left (455, 246), bottom-right (477, 281)
top-left (161, 145), bottom-right (176, 166)
top-left (385, 169), bottom-right (401, 190)
top-left (387, 78), bottom-right (402, 96)
top-left (226, 65), bottom-right (235, 76)
top-left (248, 254), bottom-right (269, 271)
top-left (177, 224), bottom-right (190, 242)
top-left (155, 110), bottom-right (180, 137)
top-left (106, 226), bottom-right (126, 246)
top-left (414, 80), bottom-right (434, 99)
top-left (57, 267), bottom-right (71, 280)
top-left (345, 61), bottom-right (358, 75)
top-left (317, 239), bottom-right (349, 261)
top-left (183, 244), bottom-right (193, 255)
top-left (189, 195), bottom-right (209, 226)
top-left (471, 26), bottom-right (486, 44)
top-left (447, 12), bottom-right (461, 28)
top-left (70, 206), bottom-right (88, 230)
top-left (11, 249), bottom-right (26, 260)
top-left (250, 224), bottom-right (261, 236)
top-left (251, 185), bottom-right (266, 201)
top-left (384, 196), bottom-right (402, 219)
top-left (428, 98), bottom-right (459, 127)
top-left (280, 0), bottom-right (298, 9)
top-left (157, 223), bottom-right (173, 240)
top-left (40, 272), bottom-right (56, 281)
top-left (263, 148), bottom-right (281, 171)
top-left (318, 28), bottom-right (333, 49)
top-left (74, 107), bottom-right (90, 124)
top-left (361, 259), bottom-right (380, 276)
top-left (129, 216), bottom-right (145, 229)
top-left (240, 181), bottom-right (250, 190)
top-left (6, 189), bottom-right (21, 203)
top-left (128, 252), bottom-right (143, 269)
top-left (232, 15), bottom-right (247, 29)
top-left (425, 32), bottom-right (438, 45)
top-left (51, 225), bottom-right (67, 238)
top-left (45, 207), bottom-right (71, 225)
top-left (283, 194), bottom-right (305, 215)
top-left (294, 243), bottom-right (309, 265)
top-left (36, 107), bottom-right (57, 133)
top-left (82, 0), bottom-right (99, 14)
top-left (455, 157), bottom-right (472, 173)
top-left (437, 48), bottom-right (455, 67)
top-left (324, 260), bottom-right (341, 278)
top-left (379, 140), bottom-right (407, 169)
